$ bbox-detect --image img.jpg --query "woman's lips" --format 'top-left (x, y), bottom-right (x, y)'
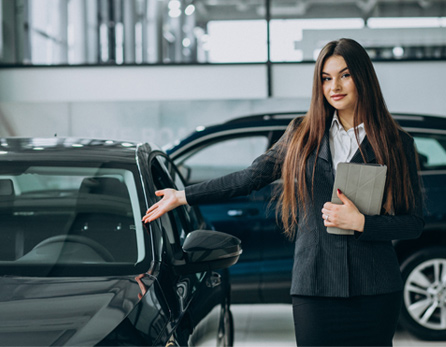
top-left (331, 94), bottom-right (346, 101)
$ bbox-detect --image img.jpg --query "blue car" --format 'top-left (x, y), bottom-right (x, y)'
top-left (167, 112), bottom-right (446, 341)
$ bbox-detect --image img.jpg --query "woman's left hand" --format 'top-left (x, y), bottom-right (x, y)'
top-left (322, 189), bottom-right (365, 232)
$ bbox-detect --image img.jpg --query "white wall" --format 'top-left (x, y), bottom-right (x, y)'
top-left (0, 98), bottom-right (310, 145)
top-left (0, 65), bottom-right (268, 102)
top-left (0, 61), bottom-right (444, 146)
top-left (272, 61), bottom-right (446, 116)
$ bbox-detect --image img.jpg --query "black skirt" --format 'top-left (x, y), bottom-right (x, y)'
top-left (292, 291), bottom-right (403, 347)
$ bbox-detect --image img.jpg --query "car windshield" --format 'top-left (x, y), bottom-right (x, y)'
top-left (0, 163), bottom-right (149, 276)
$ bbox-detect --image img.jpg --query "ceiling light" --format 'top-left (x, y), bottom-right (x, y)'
top-left (185, 4), bottom-right (195, 16)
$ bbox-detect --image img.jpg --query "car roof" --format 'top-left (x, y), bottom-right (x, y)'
top-left (166, 112), bottom-right (446, 156)
top-left (221, 111), bottom-right (446, 130)
top-left (165, 113), bottom-right (300, 155)
top-left (0, 137), bottom-right (155, 163)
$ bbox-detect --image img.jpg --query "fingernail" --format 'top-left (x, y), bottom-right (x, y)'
top-left (337, 189), bottom-right (342, 194)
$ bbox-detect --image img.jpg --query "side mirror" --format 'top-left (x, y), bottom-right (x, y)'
top-left (176, 230), bottom-right (242, 275)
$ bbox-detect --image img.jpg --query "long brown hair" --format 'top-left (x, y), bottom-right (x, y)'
top-left (278, 38), bottom-right (416, 238)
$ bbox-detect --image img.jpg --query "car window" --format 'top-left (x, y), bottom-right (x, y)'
top-left (0, 164), bottom-right (147, 271)
top-left (180, 136), bottom-right (269, 183)
top-left (413, 134), bottom-right (446, 170)
top-left (170, 163), bottom-right (203, 231)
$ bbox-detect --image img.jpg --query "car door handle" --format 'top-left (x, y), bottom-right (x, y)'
top-left (227, 208), bottom-right (259, 217)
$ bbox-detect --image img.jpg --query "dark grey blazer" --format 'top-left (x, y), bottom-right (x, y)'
top-left (185, 118), bottom-right (424, 297)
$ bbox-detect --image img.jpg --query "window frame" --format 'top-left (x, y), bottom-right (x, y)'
top-left (148, 151), bottom-right (205, 263)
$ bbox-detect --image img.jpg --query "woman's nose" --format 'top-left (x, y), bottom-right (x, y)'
top-left (331, 78), bottom-right (341, 91)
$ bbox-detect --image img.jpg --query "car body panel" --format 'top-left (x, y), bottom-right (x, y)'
top-left (0, 276), bottom-right (143, 346)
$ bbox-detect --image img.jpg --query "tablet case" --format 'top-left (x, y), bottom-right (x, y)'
top-left (327, 162), bottom-right (387, 235)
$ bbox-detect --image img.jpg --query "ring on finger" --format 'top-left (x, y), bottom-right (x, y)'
top-left (324, 214), bottom-right (330, 222)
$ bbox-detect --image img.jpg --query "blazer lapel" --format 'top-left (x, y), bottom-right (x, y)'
top-left (315, 130), bottom-right (335, 188)
top-left (318, 114), bottom-right (333, 164)
top-left (317, 132), bottom-right (332, 164)
top-left (350, 136), bottom-right (376, 164)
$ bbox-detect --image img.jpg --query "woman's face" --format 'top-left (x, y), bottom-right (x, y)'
top-left (322, 55), bottom-right (358, 119)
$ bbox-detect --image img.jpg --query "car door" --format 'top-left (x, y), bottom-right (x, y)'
top-left (174, 130), bottom-right (294, 303)
top-left (148, 153), bottom-right (228, 346)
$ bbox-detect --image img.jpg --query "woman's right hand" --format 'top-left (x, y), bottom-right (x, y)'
top-left (142, 189), bottom-right (187, 224)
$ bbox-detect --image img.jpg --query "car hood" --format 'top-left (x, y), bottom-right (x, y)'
top-left (0, 276), bottom-right (145, 346)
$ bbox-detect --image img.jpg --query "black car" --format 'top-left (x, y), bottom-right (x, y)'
top-left (0, 137), bottom-right (241, 346)
top-left (167, 112), bottom-right (446, 340)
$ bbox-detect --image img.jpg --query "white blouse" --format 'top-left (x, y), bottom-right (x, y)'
top-left (329, 112), bottom-right (366, 174)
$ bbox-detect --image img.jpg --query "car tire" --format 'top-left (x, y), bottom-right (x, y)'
top-left (400, 246), bottom-right (446, 340)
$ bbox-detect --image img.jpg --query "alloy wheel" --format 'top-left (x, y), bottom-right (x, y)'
top-left (404, 258), bottom-right (446, 331)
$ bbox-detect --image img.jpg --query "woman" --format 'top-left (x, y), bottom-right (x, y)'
top-left (143, 38), bottom-right (424, 346)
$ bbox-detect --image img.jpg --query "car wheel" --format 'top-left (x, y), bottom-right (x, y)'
top-left (400, 246), bottom-right (446, 340)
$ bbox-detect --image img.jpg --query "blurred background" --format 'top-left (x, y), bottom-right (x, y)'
top-left (0, 0), bottom-right (445, 146)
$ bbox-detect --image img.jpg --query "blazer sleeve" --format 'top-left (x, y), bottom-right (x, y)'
top-left (355, 133), bottom-right (425, 242)
top-left (184, 133), bottom-right (286, 206)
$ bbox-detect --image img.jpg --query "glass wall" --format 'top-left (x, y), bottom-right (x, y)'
top-left (270, 0), bottom-right (446, 62)
top-left (1, 0), bottom-right (445, 65)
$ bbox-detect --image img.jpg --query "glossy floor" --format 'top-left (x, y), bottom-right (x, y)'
top-left (232, 304), bottom-right (445, 347)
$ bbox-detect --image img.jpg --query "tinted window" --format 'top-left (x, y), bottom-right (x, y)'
top-left (413, 134), bottom-right (446, 170)
top-left (179, 136), bottom-right (269, 183)
top-left (0, 164), bottom-right (146, 270)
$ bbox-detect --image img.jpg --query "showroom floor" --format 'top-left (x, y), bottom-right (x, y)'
top-left (231, 304), bottom-right (445, 347)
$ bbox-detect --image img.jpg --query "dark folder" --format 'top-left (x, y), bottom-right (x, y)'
top-left (327, 162), bottom-right (387, 235)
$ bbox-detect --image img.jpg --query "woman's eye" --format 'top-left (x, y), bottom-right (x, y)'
top-left (322, 77), bottom-right (331, 82)
top-left (341, 73), bottom-right (351, 78)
